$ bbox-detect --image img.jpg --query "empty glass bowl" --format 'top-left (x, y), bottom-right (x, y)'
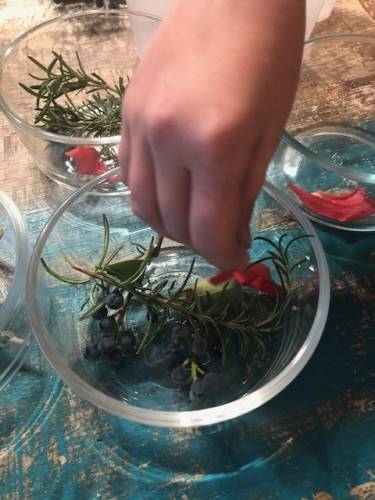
top-left (0, 191), bottom-right (31, 391)
top-left (26, 169), bottom-right (330, 427)
top-left (0, 10), bottom-right (160, 195)
top-left (268, 34), bottom-right (375, 231)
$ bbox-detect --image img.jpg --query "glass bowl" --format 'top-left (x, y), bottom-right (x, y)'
top-left (26, 168), bottom-right (330, 427)
top-left (0, 9), bottom-right (160, 195)
top-left (0, 191), bottom-right (32, 391)
top-left (268, 34), bottom-right (375, 231)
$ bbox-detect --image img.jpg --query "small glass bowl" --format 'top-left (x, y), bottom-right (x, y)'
top-left (0, 192), bottom-right (31, 391)
top-left (0, 10), bottom-right (160, 195)
top-left (26, 169), bottom-right (330, 427)
top-left (268, 34), bottom-right (375, 231)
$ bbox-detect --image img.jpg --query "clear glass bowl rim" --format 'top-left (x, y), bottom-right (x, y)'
top-left (26, 168), bottom-right (330, 427)
top-left (0, 191), bottom-right (32, 390)
top-left (282, 32), bottom-right (375, 185)
top-left (0, 8), bottom-right (161, 146)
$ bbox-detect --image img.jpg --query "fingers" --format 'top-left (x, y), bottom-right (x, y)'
top-left (237, 131), bottom-right (280, 249)
top-left (189, 164), bottom-right (249, 270)
top-left (118, 121), bottom-right (131, 186)
top-left (126, 138), bottom-right (164, 234)
top-left (154, 163), bottom-right (191, 245)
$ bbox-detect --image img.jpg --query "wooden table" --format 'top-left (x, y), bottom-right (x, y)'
top-left (0, 1), bottom-right (375, 498)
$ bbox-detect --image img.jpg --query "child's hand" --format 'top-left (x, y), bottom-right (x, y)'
top-left (119, 0), bottom-right (305, 270)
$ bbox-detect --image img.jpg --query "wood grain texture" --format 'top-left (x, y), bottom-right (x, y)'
top-left (0, 1), bottom-right (374, 499)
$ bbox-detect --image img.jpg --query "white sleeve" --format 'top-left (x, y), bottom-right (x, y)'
top-left (305, 0), bottom-right (336, 39)
top-left (127, 0), bottom-right (336, 55)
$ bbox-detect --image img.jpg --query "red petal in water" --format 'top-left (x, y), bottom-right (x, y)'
top-left (65, 146), bottom-right (108, 176)
top-left (288, 183), bottom-right (375, 222)
top-left (209, 263), bottom-right (285, 300)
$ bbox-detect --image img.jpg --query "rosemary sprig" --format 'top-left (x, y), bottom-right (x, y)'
top-left (42, 213), bottom-right (310, 362)
top-left (20, 52), bottom-right (126, 137)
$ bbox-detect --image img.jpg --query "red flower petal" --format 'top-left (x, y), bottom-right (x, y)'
top-left (209, 270), bottom-right (234, 286)
top-left (288, 183), bottom-right (375, 222)
top-left (313, 188), bottom-right (362, 201)
top-left (209, 263), bottom-right (285, 300)
top-left (234, 263), bottom-right (286, 300)
top-left (65, 146), bottom-right (108, 176)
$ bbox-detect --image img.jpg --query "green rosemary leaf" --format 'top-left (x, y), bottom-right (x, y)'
top-left (130, 242), bottom-right (147, 255)
top-left (103, 245), bottom-right (125, 267)
top-left (79, 299), bottom-right (106, 322)
top-left (27, 55), bottom-right (49, 72)
top-left (52, 52), bottom-right (80, 79)
top-left (18, 82), bottom-right (39, 97)
top-left (277, 233), bottom-right (289, 252)
top-left (169, 258), bottom-right (195, 301)
top-left (119, 238), bottom-right (155, 286)
top-left (28, 73), bottom-right (47, 82)
top-left (285, 234), bottom-right (313, 256)
top-left (97, 214), bottom-right (110, 268)
top-left (88, 282), bottom-right (100, 306)
top-left (41, 258), bottom-right (90, 285)
top-left (152, 279), bottom-right (170, 294)
top-left (136, 319), bottom-right (154, 354)
top-left (75, 51), bottom-right (86, 77)
top-left (253, 236), bottom-right (281, 253)
top-left (265, 250), bottom-right (289, 275)
top-left (47, 56), bottom-right (58, 76)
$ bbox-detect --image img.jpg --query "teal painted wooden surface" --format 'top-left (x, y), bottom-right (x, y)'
top-left (1, 221), bottom-right (374, 499)
top-left (0, 1), bottom-right (374, 498)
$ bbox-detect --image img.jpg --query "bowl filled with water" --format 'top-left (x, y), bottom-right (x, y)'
top-left (268, 34), bottom-right (375, 231)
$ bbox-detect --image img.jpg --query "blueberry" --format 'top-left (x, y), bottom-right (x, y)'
top-left (97, 335), bottom-right (116, 355)
top-left (171, 364), bottom-right (191, 387)
top-left (106, 292), bottom-right (124, 310)
top-left (172, 325), bottom-right (190, 344)
top-left (192, 337), bottom-right (207, 356)
top-left (202, 372), bottom-right (220, 389)
top-left (164, 351), bottom-right (184, 372)
top-left (84, 343), bottom-right (100, 360)
top-left (120, 331), bottom-right (136, 352)
top-left (99, 316), bottom-right (117, 332)
top-left (92, 305), bottom-right (108, 320)
top-left (195, 352), bottom-right (211, 366)
top-left (107, 349), bottom-right (124, 366)
top-left (53, 0), bottom-right (62, 4)
top-left (96, 0), bottom-right (104, 6)
top-left (189, 378), bottom-right (206, 403)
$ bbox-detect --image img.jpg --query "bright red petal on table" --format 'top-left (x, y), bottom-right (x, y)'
top-left (65, 146), bottom-right (108, 176)
top-left (209, 263), bottom-right (285, 300)
top-left (288, 183), bottom-right (375, 222)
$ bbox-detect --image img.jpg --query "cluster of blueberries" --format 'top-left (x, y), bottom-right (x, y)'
top-left (164, 324), bottom-right (221, 403)
top-left (84, 289), bottom-right (220, 403)
top-left (84, 289), bottom-right (136, 364)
